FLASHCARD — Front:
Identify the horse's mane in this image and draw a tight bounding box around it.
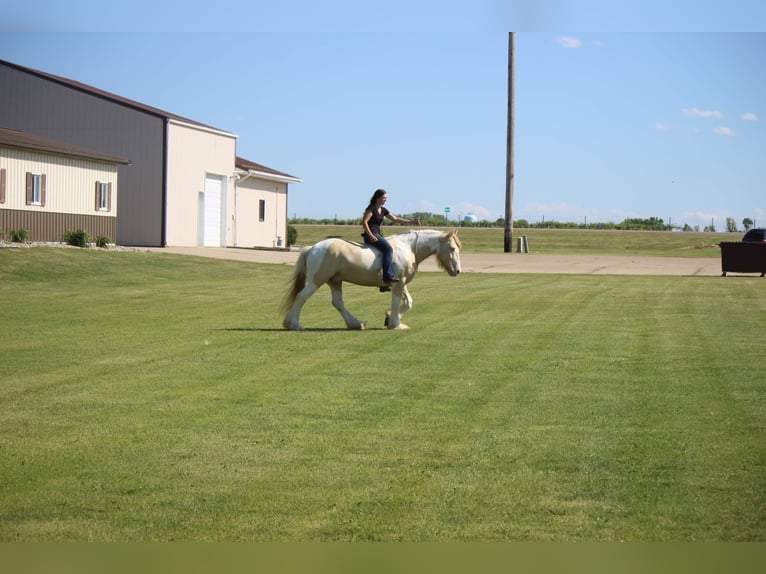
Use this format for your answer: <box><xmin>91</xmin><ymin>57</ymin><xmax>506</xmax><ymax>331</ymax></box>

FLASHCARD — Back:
<box><xmin>334</xmin><ymin>230</ymin><xmax>461</xmax><ymax>260</ymax></box>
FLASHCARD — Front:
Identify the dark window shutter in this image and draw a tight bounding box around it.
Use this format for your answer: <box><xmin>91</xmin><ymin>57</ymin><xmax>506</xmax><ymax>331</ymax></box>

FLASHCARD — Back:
<box><xmin>40</xmin><ymin>174</ymin><xmax>46</xmax><ymax>206</ymax></box>
<box><xmin>26</xmin><ymin>172</ymin><xmax>32</xmax><ymax>205</ymax></box>
<box><xmin>107</xmin><ymin>183</ymin><xmax>112</xmax><ymax>212</ymax></box>
<box><xmin>95</xmin><ymin>181</ymin><xmax>101</xmax><ymax>211</ymax></box>
<box><xmin>0</xmin><ymin>168</ymin><xmax>6</xmax><ymax>204</ymax></box>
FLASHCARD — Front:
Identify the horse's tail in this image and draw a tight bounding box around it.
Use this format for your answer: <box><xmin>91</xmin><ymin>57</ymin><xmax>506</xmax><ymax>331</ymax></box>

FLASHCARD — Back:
<box><xmin>279</xmin><ymin>247</ymin><xmax>310</xmax><ymax>317</ymax></box>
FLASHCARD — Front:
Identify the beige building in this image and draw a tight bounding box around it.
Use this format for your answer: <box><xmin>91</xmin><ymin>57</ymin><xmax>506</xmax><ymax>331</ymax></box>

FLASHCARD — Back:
<box><xmin>163</xmin><ymin>120</ymin><xmax>302</xmax><ymax>248</ymax></box>
<box><xmin>0</xmin><ymin>127</ymin><xmax>129</xmax><ymax>242</ymax></box>
<box><xmin>232</xmin><ymin>157</ymin><xmax>302</xmax><ymax>249</ymax></box>
<box><xmin>165</xmin><ymin>119</ymin><xmax>238</xmax><ymax>247</ymax></box>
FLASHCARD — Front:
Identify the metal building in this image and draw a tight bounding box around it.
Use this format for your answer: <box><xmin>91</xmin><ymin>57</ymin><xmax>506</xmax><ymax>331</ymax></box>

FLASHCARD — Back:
<box><xmin>0</xmin><ymin>59</ymin><xmax>300</xmax><ymax>248</ymax></box>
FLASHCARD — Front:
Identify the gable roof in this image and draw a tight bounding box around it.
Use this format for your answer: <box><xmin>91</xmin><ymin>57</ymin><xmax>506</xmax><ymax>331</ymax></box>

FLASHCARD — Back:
<box><xmin>0</xmin><ymin>127</ymin><xmax>130</xmax><ymax>165</ymax></box>
<box><xmin>1</xmin><ymin>59</ymin><xmax>231</xmax><ymax>135</ymax></box>
<box><xmin>235</xmin><ymin>156</ymin><xmax>301</xmax><ymax>184</ymax></box>
<box><xmin>2</xmin><ymin>59</ymin><xmax>300</xmax><ymax>182</ymax></box>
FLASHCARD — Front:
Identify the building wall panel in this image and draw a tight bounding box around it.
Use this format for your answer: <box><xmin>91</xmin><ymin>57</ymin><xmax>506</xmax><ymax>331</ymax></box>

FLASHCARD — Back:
<box><xmin>234</xmin><ymin>178</ymin><xmax>288</xmax><ymax>248</ymax></box>
<box><xmin>165</xmin><ymin>121</ymin><xmax>235</xmax><ymax>247</ymax></box>
<box><xmin>0</xmin><ymin>148</ymin><xmax>118</xmax><ymax>216</ymax></box>
<box><xmin>1</xmin><ymin>209</ymin><xmax>116</xmax><ymax>242</ymax></box>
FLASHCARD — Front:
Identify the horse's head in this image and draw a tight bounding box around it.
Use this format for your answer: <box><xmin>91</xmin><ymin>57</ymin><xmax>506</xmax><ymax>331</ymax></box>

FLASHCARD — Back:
<box><xmin>436</xmin><ymin>231</ymin><xmax>462</xmax><ymax>277</ymax></box>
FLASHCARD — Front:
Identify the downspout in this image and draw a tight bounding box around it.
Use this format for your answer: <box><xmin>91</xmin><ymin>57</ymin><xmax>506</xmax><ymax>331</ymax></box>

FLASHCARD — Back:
<box><xmin>282</xmin><ymin>183</ymin><xmax>289</xmax><ymax>250</ymax></box>
<box><xmin>161</xmin><ymin>118</ymin><xmax>169</xmax><ymax>246</ymax></box>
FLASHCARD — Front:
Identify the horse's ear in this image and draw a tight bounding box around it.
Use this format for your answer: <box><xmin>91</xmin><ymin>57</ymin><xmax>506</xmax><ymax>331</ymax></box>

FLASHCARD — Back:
<box><xmin>449</xmin><ymin>228</ymin><xmax>462</xmax><ymax>248</ymax></box>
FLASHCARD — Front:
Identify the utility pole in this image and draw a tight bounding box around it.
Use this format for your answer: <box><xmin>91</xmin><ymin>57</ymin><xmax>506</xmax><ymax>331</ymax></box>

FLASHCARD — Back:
<box><xmin>504</xmin><ymin>32</ymin><xmax>516</xmax><ymax>253</ymax></box>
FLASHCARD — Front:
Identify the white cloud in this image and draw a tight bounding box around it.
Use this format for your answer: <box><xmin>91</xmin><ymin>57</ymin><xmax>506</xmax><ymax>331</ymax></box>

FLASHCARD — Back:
<box><xmin>682</xmin><ymin>108</ymin><xmax>724</xmax><ymax>119</ymax></box>
<box><xmin>591</xmin><ymin>40</ymin><xmax>604</xmax><ymax>47</ymax></box>
<box><xmin>713</xmin><ymin>126</ymin><xmax>735</xmax><ymax>136</ymax></box>
<box><xmin>656</xmin><ymin>123</ymin><xmax>670</xmax><ymax>131</ymax></box>
<box><xmin>554</xmin><ymin>36</ymin><xmax>582</xmax><ymax>48</ymax></box>
<box><xmin>741</xmin><ymin>112</ymin><xmax>758</xmax><ymax>121</ymax></box>
<box><xmin>679</xmin><ymin>211</ymin><xmax>728</xmax><ymax>229</ymax></box>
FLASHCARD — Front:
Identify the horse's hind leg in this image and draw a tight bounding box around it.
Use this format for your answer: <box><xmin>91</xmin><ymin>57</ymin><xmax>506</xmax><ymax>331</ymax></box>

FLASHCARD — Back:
<box><xmin>329</xmin><ymin>280</ymin><xmax>366</xmax><ymax>330</ymax></box>
<box><xmin>283</xmin><ymin>282</ymin><xmax>320</xmax><ymax>331</ymax></box>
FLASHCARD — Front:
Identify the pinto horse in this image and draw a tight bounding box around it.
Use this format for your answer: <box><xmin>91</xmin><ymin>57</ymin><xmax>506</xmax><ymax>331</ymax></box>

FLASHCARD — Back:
<box><xmin>280</xmin><ymin>229</ymin><xmax>461</xmax><ymax>330</ymax></box>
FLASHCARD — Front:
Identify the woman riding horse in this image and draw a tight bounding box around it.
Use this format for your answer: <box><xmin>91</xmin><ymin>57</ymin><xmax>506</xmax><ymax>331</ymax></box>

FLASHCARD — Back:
<box><xmin>361</xmin><ymin>189</ymin><xmax>421</xmax><ymax>290</ymax></box>
<box><xmin>281</xmin><ymin>229</ymin><xmax>461</xmax><ymax>331</ymax></box>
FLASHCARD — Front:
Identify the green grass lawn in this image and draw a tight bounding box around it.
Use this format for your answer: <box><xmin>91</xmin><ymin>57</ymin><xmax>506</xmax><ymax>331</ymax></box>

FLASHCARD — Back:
<box><xmin>0</xmin><ymin>247</ymin><xmax>764</xmax><ymax>541</ymax></box>
<box><xmin>292</xmin><ymin>224</ymin><xmax>735</xmax><ymax>257</ymax></box>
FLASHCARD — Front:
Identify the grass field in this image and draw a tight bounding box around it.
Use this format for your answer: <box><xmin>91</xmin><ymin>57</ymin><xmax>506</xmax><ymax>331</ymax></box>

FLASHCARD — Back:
<box><xmin>292</xmin><ymin>224</ymin><xmax>736</xmax><ymax>257</ymax></box>
<box><xmin>0</xmin><ymin>246</ymin><xmax>764</xmax><ymax>541</ymax></box>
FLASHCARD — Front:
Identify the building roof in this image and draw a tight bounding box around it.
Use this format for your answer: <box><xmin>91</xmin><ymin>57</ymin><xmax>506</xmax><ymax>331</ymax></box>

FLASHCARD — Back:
<box><xmin>0</xmin><ymin>127</ymin><xmax>131</xmax><ymax>165</ymax></box>
<box><xmin>235</xmin><ymin>156</ymin><xmax>302</xmax><ymax>184</ymax></box>
<box><xmin>2</xmin><ymin>59</ymin><xmax>300</xmax><ymax>182</ymax></box>
<box><xmin>1</xmin><ymin>59</ymin><xmax>229</xmax><ymax>135</ymax></box>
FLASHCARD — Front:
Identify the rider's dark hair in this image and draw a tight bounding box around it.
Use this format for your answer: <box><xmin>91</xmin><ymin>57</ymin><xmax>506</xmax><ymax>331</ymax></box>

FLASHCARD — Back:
<box><xmin>368</xmin><ymin>188</ymin><xmax>387</xmax><ymax>206</ymax></box>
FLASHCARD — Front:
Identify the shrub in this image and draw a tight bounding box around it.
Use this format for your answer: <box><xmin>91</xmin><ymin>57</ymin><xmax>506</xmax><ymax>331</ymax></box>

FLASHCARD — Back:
<box><xmin>64</xmin><ymin>229</ymin><xmax>89</xmax><ymax>248</ymax></box>
<box><xmin>95</xmin><ymin>235</ymin><xmax>111</xmax><ymax>248</ymax></box>
<box><xmin>10</xmin><ymin>229</ymin><xmax>30</xmax><ymax>243</ymax></box>
<box><xmin>287</xmin><ymin>225</ymin><xmax>298</xmax><ymax>247</ymax></box>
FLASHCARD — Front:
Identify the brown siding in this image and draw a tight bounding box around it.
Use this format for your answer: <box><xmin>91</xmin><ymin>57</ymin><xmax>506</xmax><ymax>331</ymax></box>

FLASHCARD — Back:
<box><xmin>1</xmin><ymin>209</ymin><xmax>116</xmax><ymax>242</ymax></box>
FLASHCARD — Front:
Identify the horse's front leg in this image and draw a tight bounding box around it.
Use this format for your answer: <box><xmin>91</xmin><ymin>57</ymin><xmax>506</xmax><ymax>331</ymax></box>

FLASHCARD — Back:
<box><xmin>385</xmin><ymin>285</ymin><xmax>410</xmax><ymax>330</ymax></box>
<box><xmin>329</xmin><ymin>279</ymin><xmax>366</xmax><ymax>330</ymax></box>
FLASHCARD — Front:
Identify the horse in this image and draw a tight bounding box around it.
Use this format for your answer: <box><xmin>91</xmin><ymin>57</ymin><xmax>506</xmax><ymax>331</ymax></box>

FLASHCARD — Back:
<box><xmin>280</xmin><ymin>229</ymin><xmax>461</xmax><ymax>330</ymax></box>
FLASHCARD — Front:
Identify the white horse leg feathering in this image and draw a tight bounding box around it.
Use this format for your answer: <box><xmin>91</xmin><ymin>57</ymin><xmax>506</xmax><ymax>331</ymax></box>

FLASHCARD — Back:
<box><xmin>280</xmin><ymin>229</ymin><xmax>461</xmax><ymax>331</ymax></box>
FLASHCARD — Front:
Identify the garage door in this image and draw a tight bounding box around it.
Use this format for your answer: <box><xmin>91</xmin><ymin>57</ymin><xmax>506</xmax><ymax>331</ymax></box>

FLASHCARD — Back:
<box><xmin>203</xmin><ymin>175</ymin><xmax>222</xmax><ymax>247</ymax></box>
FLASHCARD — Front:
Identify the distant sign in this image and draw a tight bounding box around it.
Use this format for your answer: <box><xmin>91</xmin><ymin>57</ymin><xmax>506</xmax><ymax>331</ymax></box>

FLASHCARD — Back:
<box><xmin>444</xmin><ymin>207</ymin><xmax>451</xmax><ymax>213</ymax></box>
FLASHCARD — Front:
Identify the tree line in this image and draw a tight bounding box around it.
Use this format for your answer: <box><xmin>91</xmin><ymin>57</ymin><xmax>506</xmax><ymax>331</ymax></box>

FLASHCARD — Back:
<box><xmin>289</xmin><ymin>213</ymin><xmax>756</xmax><ymax>232</ymax></box>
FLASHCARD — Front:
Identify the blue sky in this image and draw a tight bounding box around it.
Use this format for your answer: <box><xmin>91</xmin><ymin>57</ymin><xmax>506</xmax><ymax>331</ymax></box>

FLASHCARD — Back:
<box><xmin>2</xmin><ymin>2</ymin><xmax>765</xmax><ymax>229</ymax></box>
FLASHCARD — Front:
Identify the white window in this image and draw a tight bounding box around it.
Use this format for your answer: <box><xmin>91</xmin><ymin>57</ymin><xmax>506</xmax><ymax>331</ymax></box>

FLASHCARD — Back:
<box><xmin>30</xmin><ymin>174</ymin><xmax>43</xmax><ymax>205</ymax></box>
<box><xmin>95</xmin><ymin>181</ymin><xmax>111</xmax><ymax>212</ymax></box>
<box><xmin>98</xmin><ymin>182</ymin><xmax>109</xmax><ymax>211</ymax></box>
<box><xmin>26</xmin><ymin>172</ymin><xmax>46</xmax><ymax>206</ymax></box>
